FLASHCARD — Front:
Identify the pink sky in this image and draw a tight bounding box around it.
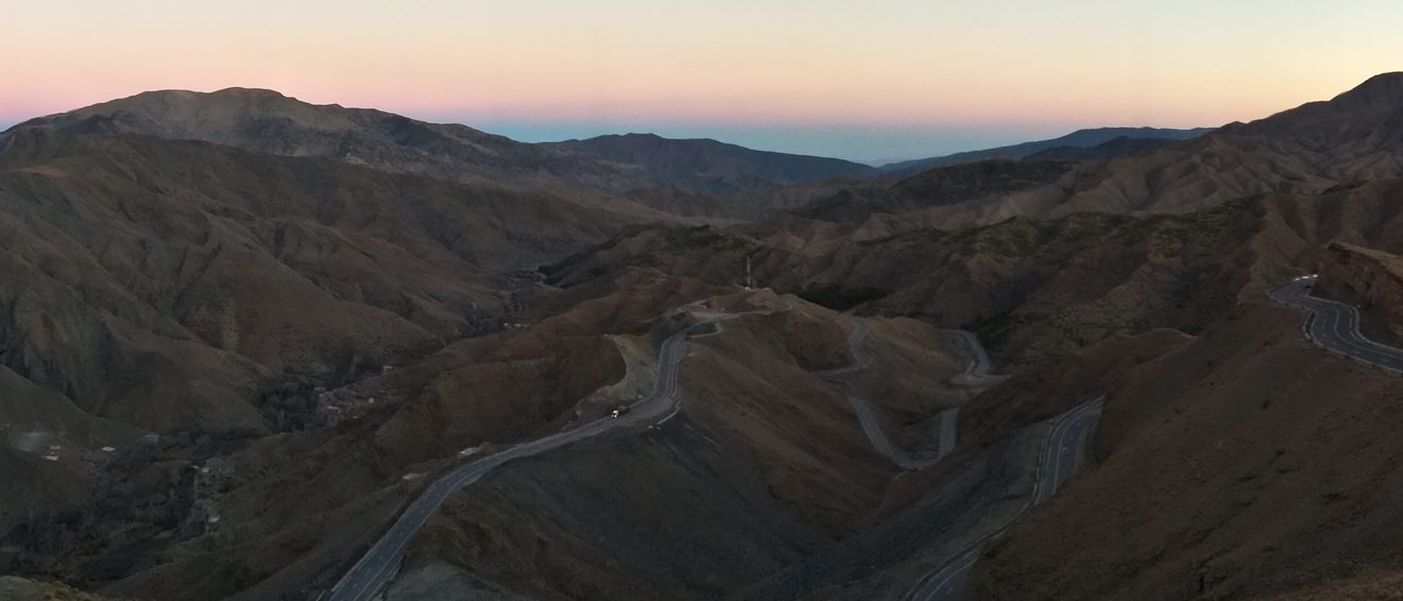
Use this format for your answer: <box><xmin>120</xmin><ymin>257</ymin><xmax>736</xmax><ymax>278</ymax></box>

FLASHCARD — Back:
<box><xmin>3</xmin><ymin>1</ymin><xmax>1399</xmax><ymax>161</ymax></box>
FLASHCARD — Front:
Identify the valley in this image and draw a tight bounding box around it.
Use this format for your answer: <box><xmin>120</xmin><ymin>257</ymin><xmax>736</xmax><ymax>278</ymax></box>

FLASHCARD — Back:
<box><xmin>5</xmin><ymin>68</ymin><xmax>1403</xmax><ymax>601</ymax></box>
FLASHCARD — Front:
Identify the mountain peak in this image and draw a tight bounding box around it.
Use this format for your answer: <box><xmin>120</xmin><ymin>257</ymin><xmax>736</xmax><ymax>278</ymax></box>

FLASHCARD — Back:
<box><xmin>129</xmin><ymin>87</ymin><xmax>290</xmax><ymax>100</ymax></box>
<box><xmin>1232</xmin><ymin>71</ymin><xmax>1403</xmax><ymax>136</ymax></box>
<box><xmin>209</xmin><ymin>87</ymin><xmax>290</xmax><ymax>97</ymax></box>
<box><xmin>97</xmin><ymin>87</ymin><xmax>297</xmax><ymax>110</ymax></box>
<box><xmin>1330</xmin><ymin>71</ymin><xmax>1403</xmax><ymax>112</ymax></box>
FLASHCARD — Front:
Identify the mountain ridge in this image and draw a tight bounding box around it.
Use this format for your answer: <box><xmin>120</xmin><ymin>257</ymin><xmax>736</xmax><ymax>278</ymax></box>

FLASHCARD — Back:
<box><xmin>792</xmin><ymin>73</ymin><xmax>1403</xmax><ymax>228</ymax></box>
<box><xmin>547</xmin><ymin>132</ymin><xmax>877</xmax><ymax>178</ymax></box>
<box><xmin>6</xmin><ymin>88</ymin><xmax>885</xmax><ymax>219</ymax></box>
<box><xmin>7</xmin><ymin>87</ymin><xmax>621</xmax><ymax>190</ymax></box>
<box><xmin>879</xmin><ymin>126</ymin><xmax>1215</xmax><ymax>173</ymax></box>
<box><xmin>543</xmin><ymin>132</ymin><xmax>880</xmax><ymax>212</ymax></box>
<box><xmin>10</xmin><ymin>71</ymin><xmax>1403</xmax><ymax>601</ymax></box>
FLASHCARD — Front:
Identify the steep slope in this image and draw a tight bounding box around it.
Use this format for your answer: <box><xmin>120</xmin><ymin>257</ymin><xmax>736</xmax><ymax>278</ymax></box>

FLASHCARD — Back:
<box><xmin>0</xmin><ymin>265</ymin><xmax>970</xmax><ymax>601</ymax></box>
<box><xmin>4</xmin><ymin>89</ymin><xmax>879</xmax><ymax>218</ymax></box>
<box><xmin>0</xmin><ymin>577</ymin><xmax>118</xmax><ymax>601</ymax></box>
<box><xmin>546</xmin><ymin>175</ymin><xmax>1403</xmax><ymax>368</ymax></box>
<box><xmin>794</xmin><ymin>159</ymin><xmax>1082</xmax><ymax>222</ymax></box>
<box><xmin>0</xmin><ymin>269</ymin><xmax>717</xmax><ymax>600</ymax></box>
<box><xmin>384</xmin><ymin>286</ymin><xmax>972</xmax><ymax>601</ymax></box>
<box><xmin>971</xmin><ymin>301</ymin><xmax>1403</xmax><ymax>601</ymax></box>
<box><xmin>1233</xmin><ymin>71</ymin><xmax>1403</xmax><ymax>139</ymax></box>
<box><xmin>1312</xmin><ymin>242</ymin><xmax>1403</xmax><ymax>342</ymax></box>
<box><xmin>1044</xmin><ymin>75</ymin><xmax>1403</xmax><ymax>216</ymax></box>
<box><xmin>0</xmin><ymin>126</ymin><xmax>636</xmax><ymax>435</ymax></box>
<box><xmin>6</xmin><ymin>88</ymin><xmax>639</xmax><ymax>194</ymax></box>
<box><xmin>745</xmin><ymin>243</ymin><xmax>1403</xmax><ymax>601</ymax></box>
<box><xmin>9</xmin><ymin>72</ymin><xmax>1403</xmax><ymax>601</ymax></box>
<box><xmin>880</xmin><ymin>127</ymin><xmax>1213</xmax><ymax>173</ymax></box>
<box><xmin>543</xmin><ymin>206</ymin><xmax>1260</xmax><ymax>367</ymax></box>
<box><xmin>1023</xmin><ymin>135</ymin><xmax>1183</xmax><ymax>162</ymax></box>
<box><xmin>0</xmin><ymin>126</ymin><xmax>660</xmax><ymax>601</ymax></box>
<box><xmin>801</xmin><ymin>74</ymin><xmax>1403</xmax><ymax>229</ymax></box>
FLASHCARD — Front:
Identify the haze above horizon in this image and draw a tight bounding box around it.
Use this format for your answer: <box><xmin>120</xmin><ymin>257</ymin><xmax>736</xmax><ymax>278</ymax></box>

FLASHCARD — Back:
<box><xmin>3</xmin><ymin>0</ymin><xmax>1400</xmax><ymax>163</ymax></box>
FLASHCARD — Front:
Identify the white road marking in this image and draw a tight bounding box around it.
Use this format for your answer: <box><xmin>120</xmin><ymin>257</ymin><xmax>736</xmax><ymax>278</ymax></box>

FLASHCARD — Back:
<box><xmin>902</xmin><ymin>397</ymin><xmax>1103</xmax><ymax>601</ymax></box>
<box><xmin>327</xmin><ymin>304</ymin><xmax>788</xmax><ymax>601</ymax></box>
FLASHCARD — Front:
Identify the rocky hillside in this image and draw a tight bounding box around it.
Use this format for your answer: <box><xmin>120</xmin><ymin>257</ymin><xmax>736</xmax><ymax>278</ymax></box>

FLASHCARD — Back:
<box><xmin>546</xmin><ymin>172</ymin><xmax>1403</xmax><ymax>370</ymax></box>
<box><xmin>971</xmin><ymin>301</ymin><xmax>1403</xmax><ymax>601</ymax></box>
<box><xmin>543</xmin><ymin>203</ymin><xmax>1259</xmax><ymax>366</ymax></box>
<box><xmin>1</xmin><ymin>262</ymin><xmax>971</xmax><ymax>601</ymax></box>
<box><xmin>5</xmin><ymin>88</ymin><xmax>637</xmax><ymax>194</ymax></box>
<box><xmin>10</xmin><ymin>72</ymin><xmax>1403</xmax><ymax>601</ymax></box>
<box><xmin>794</xmin><ymin>159</ymin><xmax>1080</xmax><ymax>222</ymax></box>
<box><xmin>1312</xmin><ymin>242</ymin><xmax>1403</xmax><ymax>341</ymax></box>
<box><xmin>4</xmin><ymin>90</ymin><xmax>872</xmax><ymax>218</ymax></box>
<box><xmin>0</xmin><ymin>123</ymin><xmax>680</xmax><ymax>600</ymax></box>
<box><xmin>0</xmin><ymin>87</ymin><xmax>957</xmax><ymax>601</ymax></box>
<box><xmin>800</xmin><ymin>73</ymin><xmax>1403</xmax><ymax>229</ymax></box>
<box><xmin>0</xmin><ymin>576</ymin><xmax>117</xmax><ymax>601</ymax></box>
<box><xmin>0</xmin><ymin>126</ymin><xmax>644</xmax><ymax>433</ymax></box>
<box><xmin>388</xmin><ymin>285</ymin><xmax>972</xmax><ymax>601</ymax></box>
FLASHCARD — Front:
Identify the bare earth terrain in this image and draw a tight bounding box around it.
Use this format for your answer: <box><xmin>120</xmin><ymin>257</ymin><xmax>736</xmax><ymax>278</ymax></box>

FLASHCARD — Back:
<box><xmin>5</xmin><ymin>72</ymin><xmax>1403</xmax><ymax>601</ymax></box>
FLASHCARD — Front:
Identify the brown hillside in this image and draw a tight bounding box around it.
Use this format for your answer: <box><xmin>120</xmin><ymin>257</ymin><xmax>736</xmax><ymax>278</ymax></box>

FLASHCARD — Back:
<box><xmin>792</xmin><ymin>73</ymin><xmax>1403</xmax><ymax>229</ymax></box>
<box><xmin>972</xmin><ymin>302</ymin><xmax>1403</xmax><ymax>601</ymax></box>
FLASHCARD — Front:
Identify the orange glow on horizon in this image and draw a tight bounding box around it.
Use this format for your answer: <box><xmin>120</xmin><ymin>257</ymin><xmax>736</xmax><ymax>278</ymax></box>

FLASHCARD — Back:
<box><xmin>3</xmin><ymin>1</ymin><xmax>1400</xmax><ymax>147</ymax></box>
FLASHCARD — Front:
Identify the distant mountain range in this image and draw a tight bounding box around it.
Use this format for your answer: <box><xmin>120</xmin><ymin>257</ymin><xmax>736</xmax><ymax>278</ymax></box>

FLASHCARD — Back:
<box><xmin>546</xmin><ymin>132</ymin><xmax>878</xmax><ymax>188</ymax></box>
<box><xmin>2</xmin><ymin>91</ymin><xmax>875</xmax><ymax>219</ymax></box>
<box><xmin>789</xmin><ymin>72</ymin><xmax>1403</xmax><ymax>227</ymax></box>
<box><xmin>3</xmin><ymin>90</ymin><xmax>1232</xmax><ymax>223</ymax></box>
<box><xmin>6</xmin><ymin>87</ymin><xmax>649</xmax><ymax>192</ymax></box>
<box><xmin>879</xmin><ymin>126</ymin><xmax>1216</xmax><ymax>173</ymax></box>
<box><xmin>9</xmin><ymin>71</ymin><xmax>1403</xmax><ymax>601</ymax></box>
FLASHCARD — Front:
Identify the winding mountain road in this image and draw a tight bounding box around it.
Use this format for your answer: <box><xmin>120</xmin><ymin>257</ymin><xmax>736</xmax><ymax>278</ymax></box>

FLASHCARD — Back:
<box><xmin>901</xmin><ymin>276</ymin><xmax>1403</xmax><ymax>600</ymax></box>
<box><xmin>944</xmin><ymin>329</ymin><xmax>1009</xmax><ymax>387</ymax></box>
<box><xmin>330</xmin><ymin>306</ymin><xmax>1037</xmax><ymax>600</ymax></box>
<box><xmin>326</xmin><ymin>308</ymin><xmax>756</xmax><ymax>601</ymax></box>
<box><xmin>903</xmin><ymin>397</ymin><xmax>1105</xmax><ymax>601</ymax></box>
<box><xmin>1272</xmin><ymin>277</ymin><xmax>1403</xmax><ymax>373</ymax></box>
<box><xmin>817</xmin><ymin>322</ymin><xmax>976</xmax><ymax>470</ymax></box>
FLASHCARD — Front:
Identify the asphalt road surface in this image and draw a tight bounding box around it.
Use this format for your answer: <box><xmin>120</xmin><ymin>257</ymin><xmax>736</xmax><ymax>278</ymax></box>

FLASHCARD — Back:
<box><xmin>326</xmin><ymin>310</ymin><xmax>747</xmax><ymax>601</ymax></box>
<box><xmin>945</xmin><ymin>329</ymin><xmax>1009</xmax><ymax>386</ymax></box>
<box><xmin>901</xmin><ymin>277</ymin><xmax>1402</xmax><ymax>600</ymax></box>
<box><xmin>1034</xmin><ymin>399</ymin><xmax>1103</xmax><ymax>505</ymax></box>
<box><xmin>904</xmin><ymin>397</ymin><xmax>1105</xmax><ymax>601</ymax></box>
<box><xmin>811</xmin><ymin>322</ymin><xmax>875</xmax><ymax>379</ymax></box>
<box><xmin>936</xmin><ymin>408</ymin><xmax>958</xmax><ymax>459</ymax></box>
<box><xmin>818</xmin><ymin>322</ymin><xmax>966</xmax><ymax>470</ymax></box>
<box><xmin>1272</xmin><ymin>278</ymin><xmax>1403</xmax><ymax>373</ymax></box>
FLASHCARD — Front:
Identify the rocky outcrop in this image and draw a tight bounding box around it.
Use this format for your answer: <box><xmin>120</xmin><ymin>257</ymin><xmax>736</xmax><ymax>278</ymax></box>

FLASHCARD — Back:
<box><xmin>1316</xmin><ymin>241</ymin><xmax>1403</xmax><ymax>339</ymax></box>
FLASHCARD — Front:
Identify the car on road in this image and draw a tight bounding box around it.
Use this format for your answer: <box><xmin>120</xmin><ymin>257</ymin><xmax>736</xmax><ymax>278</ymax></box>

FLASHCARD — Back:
<box><xmin>610</xmin><ymin>404</ymin><xmax>631</xmax><ymax>418</ymax></box>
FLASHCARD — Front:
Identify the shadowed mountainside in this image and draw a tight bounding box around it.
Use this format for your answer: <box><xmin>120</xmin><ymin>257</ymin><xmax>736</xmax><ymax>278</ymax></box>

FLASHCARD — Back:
<box><xmin>5</xmin><ymin>90</ymin><xmax>874</xmax><ymax>219</ymax></box>
<box><xmin>0</xmin><ymin>126</ymin><xmax>642</xmax><ymax>435</ymax></box>
<box><xmin>7</xmin><ymin>88</ymin><xmax>636</xmax><ymax>194</ymax></box>
<box><xmin>9</xmin><ymin>73</ymin><xmax>1403</xmax><ymax>601</ymax></box>
<box><xmin>547</xmin><ymin>132</ymin><xmax>877</xmax><ymax>190</ymax></box>
<box><xmin>545</xmin><ymin>173</ymin><xmax>1403</xmax><ymax>367</ymax></box>
<box><xmin>799</xmin><ymin>73</ymin><xmax>1403</xmax><ymax>229</ymax></box>
<box><xmin>879</xmin><ymin>126</ymin><xmax>1213</xmax><ymax>173</ymax></box>
<box><xmin>1023</xmin><ymin>135</ymin><xmax>1185</xmax><ymax>162</ymax></box>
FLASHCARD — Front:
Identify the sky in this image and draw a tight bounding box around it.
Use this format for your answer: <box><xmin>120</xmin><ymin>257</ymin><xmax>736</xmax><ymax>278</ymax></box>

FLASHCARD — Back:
<box><xmin>2</xmin><ymin>1</ymin><xmax>1401</xmax><ymax>164</ymax></box>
